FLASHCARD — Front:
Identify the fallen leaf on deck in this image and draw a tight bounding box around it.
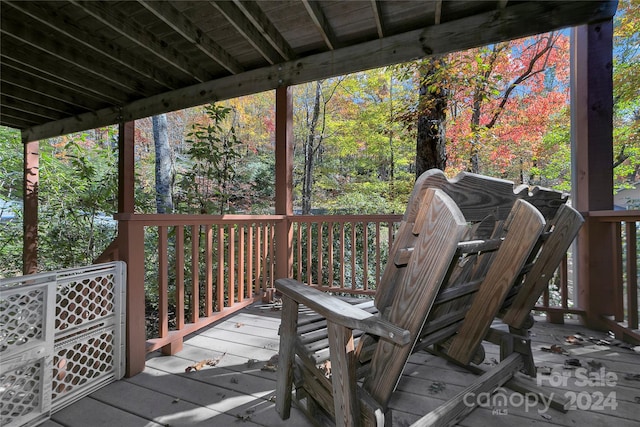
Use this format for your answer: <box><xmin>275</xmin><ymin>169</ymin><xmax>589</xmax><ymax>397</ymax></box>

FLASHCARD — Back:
<box><xmin>586</xmin><ymin>359</ymin><xmax>603</xmax><ymax>371</ymax></box>
<box><xmin>540</xmin><ymin>413</ymin><xmax>552</xmax><ymax>420</ymax></box>
<box><xmin>565</xmin><ymin>335</ymin><xmax>584</xmax><ymax>345</ymax></box>
<box><xmin>634</xmin><ymin>396</ymin><xmax>640</xmax><ymax>404</ymax></box>
<box><xmin>428</xmin><ymin>381</ymin><xmax>446</xmax><ymax>394</ymax></box>
<box><xmin>261</xmin><ymin>354</ymin><xmax>279</xmax><ymax>372</ymax></box>
<box><xmin>564</xmin><ymin>358</ymin><xmax>582</xmax><ymax>368</ymax></box>
<box><xmin>185</xmin><ymin>353</ymin><xmax>226</xmax><ymax>372</ymax></box>
<box><xmin>247</xmin><ymin>359</ymin><xmax>258</xmax><ymax>368</ymax></box>
<box><xmin>235</xmin><ymin>322</ymin><xmax>244</xmax><ymax>328</ymax></box>
<box><xmin>538</xmin><ymin>366</ymin><xmax>552</xmax><ymax>375</ymax></box>
<box><xmin>541</xmin><ymin>344</ymin><xmax>569</xmax><ymax>355</ymax></box>
<box><xmin>624</xmin><ymin>373</ymin><xmax>640</xmax><ymax>381</ymax></box>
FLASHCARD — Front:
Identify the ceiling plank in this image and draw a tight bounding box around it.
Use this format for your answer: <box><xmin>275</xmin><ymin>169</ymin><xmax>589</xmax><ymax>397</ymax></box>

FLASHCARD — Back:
<box><xmin>1</xmin><ymin>48</ymin><xmax>131</xmax><ymax>105</ymax></box>
<box><xmin>210</xmin><ymin>1</ymin><xmax>283</xmax><ymax>65</ymax></box>
<box><xmin>370</xmin><ymin>0</ymin><xmax>385</xmax><ymax>38</ymax></box>
<box><xmin>1</xmin><ymin>106</ymin><xmax>55</xmax><ymax>126</ymax></box>
<box><xmin>21</xmin><ymin>0</ymin><xmax>617</xmax><ymax>142</ymax></box>
<box><xmin>4</xmin><ymin>0</ymin><xmax>182</xmax><ymax>91</ymax></box>
<box><xmin>0</xmin><ymin>114</ymin><xmax>39</xmax><ymax>130</ymax></box>
<box><xmin>139</xmin><ymin>0</ymin><xmax>244</xmax><ymax>74</ymax></box>
<box><xmin>0</xmin><ymin>85</ymin><xmax>86</xmax><ymax>115</ymax></box>
<box><xmin>70</xmin><ymin>0</ymin><xmax>212</xmax><ymax>83</ymax></box>
<box><xmin>1</xmin><ymin>96</ymin><xmax>68</xmax><ymax>121</ymax></box>
<box><xmin>232</xmin><ymin>0</ymin><xmax>296</xmax><ymax>61</ymax></box>
<box><xmin>301</xmin><ymin>0</ymin><xmax>339</xmax><ymax>50</ymax></box>
<box><xmin>0</xmin><ymin>14</ymin><xmax>153</xmax><ymax>97</ymax></box>
<box><xmin>1</xmin><ymin>61</ymin><xmax>119</xmax><ymax>110</ymax></box>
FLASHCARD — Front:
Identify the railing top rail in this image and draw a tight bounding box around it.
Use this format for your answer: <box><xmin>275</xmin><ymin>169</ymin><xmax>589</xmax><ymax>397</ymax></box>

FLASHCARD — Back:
<box><xmin>585</xmin><ymin>210</ymin><xmax>640</xmax><ymax>221</ymax></box>
<box><xmin>290</xmin><ymin>214</ymin><xmax>403</xmax><ymax>223</ymax></box>
<box><xmin>115</xmin><ymin>213</ymin><xmax>286</xmax><ymax>225</ymax></box>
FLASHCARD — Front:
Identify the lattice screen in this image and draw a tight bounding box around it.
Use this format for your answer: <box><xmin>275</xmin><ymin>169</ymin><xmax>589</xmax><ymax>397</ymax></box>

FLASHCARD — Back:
<box><xmin>1</xmin><ymin>262</ymin><xmax>125</xmax><ymax>427</ymax></box>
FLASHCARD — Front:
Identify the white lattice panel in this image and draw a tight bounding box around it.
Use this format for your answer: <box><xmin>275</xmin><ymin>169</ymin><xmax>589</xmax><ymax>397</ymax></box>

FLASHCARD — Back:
<box><xmin>1</xmin><ymin>275</ymin><xmax>56</xmax><ymax>427</ymax></box>
<box><xmin>0</xmin><ymin>275</ymin><xmax>56</xmax><ymax>357</ymax></box>
<box><xmin>0</xmin><ymin>350</ymin><xmax>52</xmax><ymax>427</ymax></box>
<box><xmin>0</xmin><ymin>261</ymin><xmax>126</xmax><ymax>426</ymax></box>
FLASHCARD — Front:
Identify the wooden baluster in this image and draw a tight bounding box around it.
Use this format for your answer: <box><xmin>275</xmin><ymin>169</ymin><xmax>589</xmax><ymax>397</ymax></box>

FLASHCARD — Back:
<box><xmin>229</xmin><ymin>225</ymin><xmax>235</xmax><ymax>307</ymax></box>
<box><xmin>217</xmin><ymin>225</ymin><xmax>225</xmax><ymax>311</ymax></box>
<box><xmin>363</xmin><ymin>222</ymin><xmax>369</xmax><ymax>291</ymax></box>
<box><xmin>205</xmin><ymin>225</ymin><xmax>213</xmax><ymax>317</ymax></box>
<box><xmin>317</xmin><ymin>222</ymin><xmax>324</xmax><ymax>286</ymax></box>
<box><xmin>626</xmin><ymin>222</ymin><xmax>638</xmax><ymax>329</ymax></box>
<box><xmin>238</xmin><ymin>225</ymin><xmax>245</xmax><ymax>301</ymax></box>
<box><xmin>175</xmin><ymin>225</ymin><xmax>184</xmax><ymax>331</ymax></box>
<box><xmin>351</xmin><ymin>223</ymin><xmax>357</xmax><ymax>290</ymax></box>
<box><xmin>328</xmin><ymin>222</ymin><xmax>334</xmax><ymax>288</ymax></box>
<box><xmin>159</xmin><ymin>226</ymin><xmax>168</xmax><ymax>338</ymax></box>
<box><xmin>340</xmin><ymin>223</ymin><xmax>346</xmax><ymax>289</ymax></box>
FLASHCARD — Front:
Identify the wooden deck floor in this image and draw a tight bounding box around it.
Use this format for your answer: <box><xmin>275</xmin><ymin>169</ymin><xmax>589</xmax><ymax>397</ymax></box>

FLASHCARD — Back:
<box><xmin>43</xmin><ymin>304</ymin><xmax>640</xmax><ymax>427</ymax></box>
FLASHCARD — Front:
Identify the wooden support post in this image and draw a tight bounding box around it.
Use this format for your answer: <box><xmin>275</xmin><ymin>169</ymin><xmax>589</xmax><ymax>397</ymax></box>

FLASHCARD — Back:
<box><xmin>275</xmin><ymin>86</ymin><xmax>294</xmax><ymax>280</ymax></box>
<box><xmin>22</xmin><ymin>138</ymin><xmax>39</xmax><ymax>275</ymax></box>
<box><xmin>119</xmin><ymin>216</ymin><xmax>146</xmax><ymax>377</ymax></box>
<box><xmin>118</xmin><ymin>121</ymin><xmax>135</xmax><ymax>214</ymax></box>
<box><xmin>116</xmin><ymin>121</ymin><xmax>146</xmax><ymax>376</ymax></box>
<box><xmin>571</xmin><ymin>22</ymin><xmax>615</xmax><ymax>330</ymax></box>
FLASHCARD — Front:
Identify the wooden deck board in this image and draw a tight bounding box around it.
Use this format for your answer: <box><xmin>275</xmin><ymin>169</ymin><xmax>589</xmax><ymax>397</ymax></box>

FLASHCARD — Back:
<box><xmin>47</xmin><ymin>305</ymin><xmax>640</xmax><ymax>427</ymax></box>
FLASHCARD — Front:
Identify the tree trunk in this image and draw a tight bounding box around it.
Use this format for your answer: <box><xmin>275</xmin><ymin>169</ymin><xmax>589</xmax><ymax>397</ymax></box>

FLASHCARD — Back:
<box><xmin>153</xmin><ymin>114</ymin><xmax>174</xmax><ymax>213</ymax></box>
<box><xmin>302</xmin><ymin>81</ymin><xmax>322</xmax><ymax>214</ymax></box>
<box><xmin>415</xmin><ymin>58</ymin><xmax>447</xmax><ymax>177</ymax></box>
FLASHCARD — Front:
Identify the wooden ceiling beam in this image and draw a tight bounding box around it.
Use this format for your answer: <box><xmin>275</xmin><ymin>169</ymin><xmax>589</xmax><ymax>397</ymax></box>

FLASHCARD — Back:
<box><xmin>21</xmin><ymin>0</ymin><xmax>617</xmax><ymax>142</ymax></box>
<box><xmin>2</xmin><ymin>106</ymin><xmax>54</xmax><ymax>126</ymax></box>
<box><xmin>0</xmin><ymin>85</ymin><xmax>88</xmax><ymax>116</ymax></box>
<box><xmin>0</xmin><ymin>14</ymin><xmax>153</xmax><ymax>97</ymax></box>
<box><xmin>139</xmin><ymin>0</ymin><xmax>244</xmax><ymax>75</ymax></box>
<box><xmin>4</xmin><ymin>0</ymin><xmax>182</xmax><ymax>91</ymax></box>
<box><xmin>232</xmin><ymin>0</ymin><xmax>297</xmax><ymax>61</ymax></box>
<box><xmin>301</xmin><ymin>0</ymin><xmax>339</xmax><ymax>50</ymax></box>
<box><xmin>1</xmin><ymin>113</ymin><xmax>40</xmax><ymax>129</ymax></box>
<box><xmin>1</xmin><ymin>62</ymin><xmax>116</xmax><ymax>110</ymax></box>
<box><xmin>0</xmin><ymin>96</ymin><xmax>68</xmax><ymax>122</ymax></box>
<box><xmin>370</xmin><ymin>0</ymin><xmax>385</xmax><ymax>38</ymax></box>
<box><xmin>211</xmin><ymin>1</ymin><xmax>283</xmax><ymax>64</ymax></box>
<box><xmin>70</xmin><ymin>0</ymin><xmax>212</xmax><ymax>83</ymax></box>
<box><xmin>1</xmin><ymin>49</ymin><xmax>130</xmax><ymax>105</ymax></box>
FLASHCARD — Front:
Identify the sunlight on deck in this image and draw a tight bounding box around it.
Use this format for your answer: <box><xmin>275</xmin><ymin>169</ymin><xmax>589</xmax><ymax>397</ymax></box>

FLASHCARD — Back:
<box><xmin>43</xmin><ymin>304</ymin><xmax>640</xmax><ymax>427</ymax></box>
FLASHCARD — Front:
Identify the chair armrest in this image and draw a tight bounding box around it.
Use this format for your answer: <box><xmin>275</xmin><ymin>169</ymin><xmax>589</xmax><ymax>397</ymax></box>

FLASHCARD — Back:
<box><xmin>275</xmin><ymin>278</ymin><xmax>411</xmax><ymax>346</ymax></box>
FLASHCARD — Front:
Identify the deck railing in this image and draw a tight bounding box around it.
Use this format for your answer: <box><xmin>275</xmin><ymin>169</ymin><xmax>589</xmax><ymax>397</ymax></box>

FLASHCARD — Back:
<box><xmin>590</xmin><ymin>210</ymin><xmax>640</xmax><ymax>342</ymax></box>
<box><xmin>531</xmin><ymin>211</ymin><xmax>640</xmax><ymax>343</ymax></box>
<box><xmin>289</xmin><ymin>214</ymin><xmax>402</xmax><ymax>296</ymax></box>
<box><xmin>117</xmin><ymin>210</ymin><xmax>640</xmax><ymax>375</ymax></box>
<box><xmin>116</xmin><ymin>213</ymin><xmax>284</xmax><ymax>367</ymax></box>
<box><xmin>533</xmin><ymin>253</ymin><xmax>586</xmax><ymax>322</ymax></box>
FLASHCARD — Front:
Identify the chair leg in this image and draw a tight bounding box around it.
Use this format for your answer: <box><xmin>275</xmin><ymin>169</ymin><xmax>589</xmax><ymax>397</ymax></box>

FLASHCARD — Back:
<box><xmin>327</xmin><ymin>322</ymin><xmax>359</xmax><ymax>427</ymax></box>
<box><xmin>276</xmin><ymin>296</ymin><xmax>299</xmax><ymax>419</ymax></box>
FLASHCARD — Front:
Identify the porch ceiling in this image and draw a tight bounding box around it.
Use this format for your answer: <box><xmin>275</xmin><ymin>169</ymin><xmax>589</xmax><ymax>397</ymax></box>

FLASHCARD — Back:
<box><xmin>1</xmin><ymin>0</ymin><xmax>617</xmax><ymax>142</ymax></box>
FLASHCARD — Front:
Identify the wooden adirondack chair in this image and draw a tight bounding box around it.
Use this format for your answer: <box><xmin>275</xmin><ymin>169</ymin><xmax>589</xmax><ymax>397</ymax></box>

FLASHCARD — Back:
<box><xmin>275</xmin><ymin>177</ymin><xmax>550</xmax><ymax>426</ymax></box>
<box><xmin>401</xmin><ymin>170</ymin><xmax>584</xmax><ymax>426</ymax></box>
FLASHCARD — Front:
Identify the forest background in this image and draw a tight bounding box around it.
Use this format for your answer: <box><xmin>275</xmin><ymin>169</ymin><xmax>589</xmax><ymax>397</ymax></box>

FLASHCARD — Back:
<box><xmin>0</xmin><ymin>0</ymin><xmax>638</xmax><ymax>276</ymax></box>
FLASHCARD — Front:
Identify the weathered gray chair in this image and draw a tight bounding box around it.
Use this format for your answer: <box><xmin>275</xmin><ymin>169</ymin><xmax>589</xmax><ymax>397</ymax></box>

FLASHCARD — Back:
<box><xmin>402</xmin><ymin>170</ymin><xmax>584</xmax><ymax>425</ymax></box>
<box><xmin>275</xmin><ymin>171</ymin><xmax>556</xmax><ymax>426</ymax></box>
